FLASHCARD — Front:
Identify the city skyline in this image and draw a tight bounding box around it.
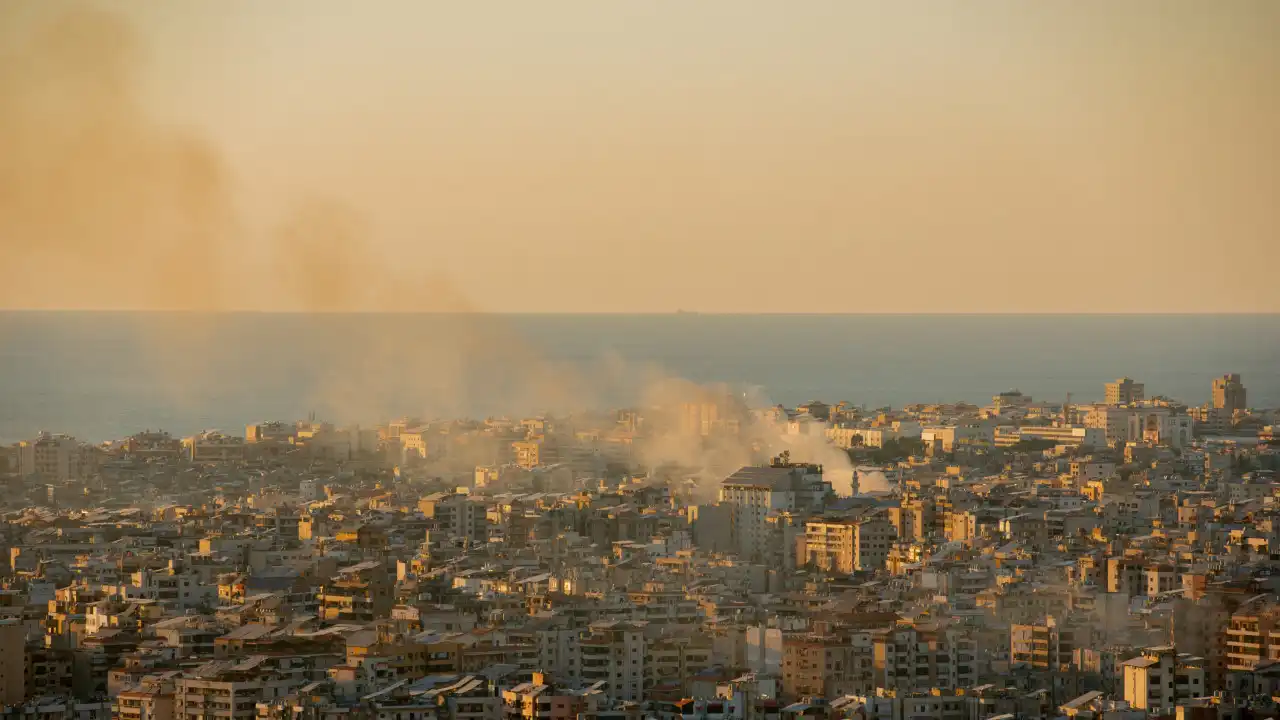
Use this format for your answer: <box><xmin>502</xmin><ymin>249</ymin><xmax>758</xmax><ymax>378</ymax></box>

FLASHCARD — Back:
<box><xmin>4</xmin><ymin>4</ymin><xmax>1280</xmax><ymax>718</ymax></box>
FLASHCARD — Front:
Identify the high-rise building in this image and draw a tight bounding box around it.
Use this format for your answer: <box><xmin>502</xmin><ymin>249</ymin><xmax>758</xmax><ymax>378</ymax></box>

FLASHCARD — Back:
<box><xmin>719</xmin><ymin>460</ymin><xmax>831</xmax><ymax>562</ymax></box>
<box><xmin>1105</xmin><ymin>377</ymin><xmax>1145</xmax><ymax>405</ymax></box>
<box><xmin>1212</xmin><ymin>373</ymin><xmax>1247</xmax><ymax>413</ymax></box>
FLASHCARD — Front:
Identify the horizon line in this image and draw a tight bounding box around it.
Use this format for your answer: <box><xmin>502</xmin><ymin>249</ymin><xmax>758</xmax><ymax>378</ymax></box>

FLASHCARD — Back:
<box><xmin>1</xmin><ymin>309</ymin><xmax>1279</xmax><ymax>317</ymax></box>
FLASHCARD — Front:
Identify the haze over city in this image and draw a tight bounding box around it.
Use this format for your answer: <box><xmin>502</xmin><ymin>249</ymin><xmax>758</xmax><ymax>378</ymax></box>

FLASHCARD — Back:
<box><xmin>2</xmin><ymin>0</ymin><xmax>1278</xmax><ymax>313</ymax></box>
<box><xmin>2</xmin><ymin>5</ymin><xmax>1280</xmax><ymax>720</ymax></box>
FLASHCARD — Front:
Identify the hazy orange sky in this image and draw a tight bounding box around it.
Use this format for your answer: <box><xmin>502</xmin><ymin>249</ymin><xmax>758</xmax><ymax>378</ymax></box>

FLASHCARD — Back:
<box><xmin>1</xmin><ymin>1</ymin><xmax>1277</xmax><ymax>313</ymax></box>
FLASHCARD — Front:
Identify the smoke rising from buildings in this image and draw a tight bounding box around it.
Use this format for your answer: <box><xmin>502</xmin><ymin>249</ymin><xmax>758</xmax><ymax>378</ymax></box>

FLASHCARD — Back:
<box><xmin>0</xmin><ymin>5</ymin><xmax>865</xmax><ymax>491</ymax></box>
<box><xmin>631</xmin><ymin>381</ymin><xmax>859</xmax><ymax>499</ymax></box>
<box><xmin>0</xmin><ymin>4</ymin><xmax>235</xmax><ymax>311</ymax></box>
<box><xmin>855</xmin><ymin>468</ymin><xmax>893</xmax><ymax>494</ymax></box>
<box><xmin>0</xmin><ymin>4</ymin><xmax>584</xmax><ymax>425</ymax></box>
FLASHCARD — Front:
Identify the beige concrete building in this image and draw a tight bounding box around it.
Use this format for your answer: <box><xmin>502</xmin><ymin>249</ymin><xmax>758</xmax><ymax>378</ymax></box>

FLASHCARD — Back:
<box><xmin>318</xmin><ymin>561</ymin><xmax>393</xmax><ymax>623</ymax></box>
<box><xmin>1212</xmin><ymin>373</ymin><xmax>1247</xmax><ymax>413</ymax></box>
<box><xmin>1105</xmin><ymin>377</ymin><xmax>1145</xmax><ymax>405</ymax></box>
<box><xmin>994</xmin><ymin>425</ymin><xmax>1107</xmax><ymax>449</ymax></box>
<box><xmin>513</xmin><ymin>438</ymin><xmax>558</xmax><ymax>469</ymax></box>
<box><xmin>1011</xmin><ymin>615</ymin><xmax>1094</xmax><ymax>671</ymax></box>
<box><xmin>502</xmin><ymin>672</ymin><xmax>607</xmax><ymax>720</ymax></box>
<box><xmin>1121</xmin><ymin>647</ymin><xmax>1205</xmax><ymax>712</ymax></box>
<box><xmin>871</xmin><ymin>622</ymin><xmax>979</xmax><ymax>692</ymax></box>
<box><xmin>115</xmin><ymin>673</ymin><xmax>178</xmax><ymax>720</ymax></box>
<box><xmin>175</xmin><ymin>663</ymin><xmax>278</xmax><ymax>720</ymax></box>
<box><xmin>1084</xmin><ymin>405</ymin><xmax>1194</xmax><ymax>448</ymax></box>
<box><xmin>17</xmin><ymin>433</ymin><xmax>81</xmax><ymax>481</ymax></box>
<box><xmin>1225</xmin><ymin>600</ymin><xmax>1280</xmax><ymax>671</ymax></box>
<box><xmin>719</xmin><ymin>464</ymin><xmax>831</xmax><ymax>562</ymax></box>
<box><xmin>182</xmin><ymin>431</ymin><xmax>246</xmax><ymax>462</ymax></box>
<box><xmin>580</xmin><ymin>621</ymin><xmax>646</xmax><ymax>702</ymax></box>
<box><xmin>802</xmin><ymin>516</ymin><xmax>895</xmax><ymax>572</ymax></box>
<box><xmin>420</xmin><ymin>492</ymin><xmax>489</xmax><ymax>547</ymax></box>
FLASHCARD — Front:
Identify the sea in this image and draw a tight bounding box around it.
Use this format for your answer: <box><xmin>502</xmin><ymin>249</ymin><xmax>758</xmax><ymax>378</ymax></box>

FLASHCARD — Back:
<box><xmin>1</xmin><ymin>312</ymin><xmax>1277</xmax><ymax>443</ymax></box>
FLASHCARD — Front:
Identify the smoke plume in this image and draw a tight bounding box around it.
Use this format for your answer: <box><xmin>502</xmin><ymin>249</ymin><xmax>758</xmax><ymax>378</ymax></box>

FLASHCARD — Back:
<box><xmin>855</xmin><ymin>468</ymin><xmax>893</xmax><ymax>494</ymax></box>
<box><xmin>0</xmin><ymin>4</ymin><xmax>594</xmax><ymax>428</ymax></box>
<box><xmin>0</xmin><ymin>3</ymin><xmax>868</xmax><ymax>502</ymax></box>
<box><xmin>632</xmin><ymin>380</ymin><xmax>858</xmax><ymax>499</ymax></box>
<box><xmin>0</xmin><ymin>4</ymin><xmax>235</xmax><ymax>310</ymax></box>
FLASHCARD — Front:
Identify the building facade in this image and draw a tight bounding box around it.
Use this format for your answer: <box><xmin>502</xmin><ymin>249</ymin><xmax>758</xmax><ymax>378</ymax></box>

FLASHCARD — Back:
<box><xmin>1105</xmin><ymin>378</ymin><xmax>1145</xmax><ymax>406</ymax></box>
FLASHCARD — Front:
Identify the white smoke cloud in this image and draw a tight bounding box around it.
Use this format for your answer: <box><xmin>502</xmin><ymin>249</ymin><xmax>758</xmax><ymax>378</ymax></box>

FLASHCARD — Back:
<box><xmin>855</xmin><ymin>467</ymin><xmax>893</xmax><ymax>494</ymax></box>
<box><xmin>774</xmin><ymin>422</ymin><xmax>856</xmax><ymax>497</ymax></box>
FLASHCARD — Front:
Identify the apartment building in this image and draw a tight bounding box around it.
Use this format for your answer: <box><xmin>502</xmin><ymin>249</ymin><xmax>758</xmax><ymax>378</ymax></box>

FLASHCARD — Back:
<box><xmin>17</xmin><ymin>433</ymin><xmax>81</xmax><ymax>482</ymax></box>
<box><xmin>782</xmin><ymin>633</ymin><xmax>876</xmax><ymax>699</ymax></box>
<box><xmin>1069</xmin><ymin>459</ymin><xmax>1116</xmax><ymax>482</ymax></box>
<box><xmin>1083</xmin><ymin>406</ymin><xmax>1194</xmax><ymax>448</ymax></box>
<box><xmin>1145</xmin><ymin>565</ymin><xmax>1179</xmax><ymax>597</ymax></box>
<box><xmin>993</xmin><ymin>426</ymin><xmax>1107</xmax><ymax>449</ymax></box>
<box><xmin>244</xmin><ymin>421</ymin><xmax>296</xmax><ymax>445</ymax></box>
<box><xmin>1011</xmin><ymin>615</ymin><xmax>1095</xmax><ymax>671</ymax></box>
<box><xmin>512</xmin><ymin>438</ymin><xmax>559</xmax><ymax>469</ymax></box>
<box><xmin>887</xmin><ymin>498</ymin><xmax>934</xmax><ymax>543</ymax></box>
<box><xmin>1106</xmin><ymin>557</ymin><xmax>1147</xmax><ymax>597</ymax></box>
<box><xmin>802</xmin><ymin>516</ymin><xmax>895</xmax><ymax>573</ymax></box>
<box><xmin>502</xmin><ymin>672</ymin><xmax>608</xmax><ymax>720</ymax></box>
<box><xmin>114</xmin><ymin>672</ymin><xmax>178</xmax><ymax>720</ymax></box>
<box><xmin>175</xmin><ymin>661</ymin><xmax>296</xmax><ymax>720</ymax></box>
<box><xmin>648</xmin><ymin>636</ymin><xmax>714</xmax><ymax>694</ymax></box>
<box><xmin>510</xmin><ymin>622</ymin><xmax>583</xmax><ymax>686</ymax></box>
<box><xmin>317</xmin><ymin>561</ymin><xmax>393</xmax><ymax>624</ymax></box>
<box><xmin>831</xmin><ymin>427</ymin><xmax>898</xmax><ymax>450</ymax></box>
<box><xmin>1212</xmin><ymin>374</ymin><xmax>1247</xmax><ymax>413</ymax></box>
<box><xmin>870</xmin><ymin>623</ymin><xmax>979</xmax><ymax>693</ymax></box>
<box><xmin>920</xmin><ymin>425</ymin><xmax>991</xmax><ymax>452</ymax></box>
<box><xmin>580</xmin><ymin>621</ymin><xmax>646</xmax><ymax>702</ymax></box>
<box><xmin>1105</xmin><ymin>378</ymin><xmax>1145</xmax><ymax>406</ymax></box>
<box><xmin>1121</xmin><ymin>647</ymin><xmax>1206</xmax><ymax>712</ymax></box>
<box><xmin>123</xmin><ymin>431</ymin><xmax>183</xmax><ymax>459</ymax></box>
<box><xmin>719</xmin><ymin>462</ymin><xmax>831</xmax><ymax>562</ymax></box>
<box><xmin>182</xmin><ymin>431</ymin><xmax>246</xmax><ymax>463</ymax></box>
<box><xmin>420</xmin><ymin>492</ymin><xmax>489</xmax><ymax>547</ymax></box>
<box><xmin>855</xmin><ymin>690</ymin><xmax>969</xmax><ymax>720</ymax></box>
<box><xmin>1225</xmin><ymin>600</ymin><xmax>1280</xmax><ymax>671</ymax></box>
<box><xmin>122</xmin><ymin>565</ymin><xmax>217</xmax><ymax>611</ymax></box>
<box><xmin>0</xmin><ymin>619</ymin><xmax>24</xmax><ymax>705</ymax></box>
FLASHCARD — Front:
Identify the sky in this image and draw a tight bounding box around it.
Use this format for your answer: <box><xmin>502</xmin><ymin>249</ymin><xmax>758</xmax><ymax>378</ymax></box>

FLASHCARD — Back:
<box><xmin>1</xmin><ymin>1</ymin><xmax>1277</xmax><ymax>313</ymax></box>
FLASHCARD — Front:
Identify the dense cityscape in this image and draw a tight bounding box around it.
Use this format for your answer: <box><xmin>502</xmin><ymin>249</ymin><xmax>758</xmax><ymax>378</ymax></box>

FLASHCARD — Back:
<box><xmin>1</xmin><ymin>372</ymin><xmax>1278</xmax><ymax>720</ymax></box>
<box><xmin>4</xmin><ymin>1</ymin><xmax>1276</xmax><ymax>720</ymax></box>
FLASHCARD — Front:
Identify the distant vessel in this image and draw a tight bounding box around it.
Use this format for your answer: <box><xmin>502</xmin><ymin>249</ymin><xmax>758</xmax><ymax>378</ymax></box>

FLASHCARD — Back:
<box><xmin>675</xmin><ymin>309</ymin><xmax>699</xmax><ymax>315</ymax></box>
